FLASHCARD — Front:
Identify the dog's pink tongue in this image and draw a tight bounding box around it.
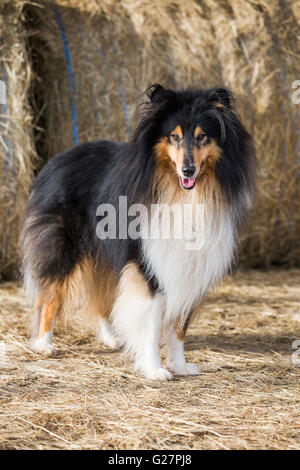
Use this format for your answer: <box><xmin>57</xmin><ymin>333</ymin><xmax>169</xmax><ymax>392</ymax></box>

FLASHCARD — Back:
<box><xmin>182</xmin><ymin>177</ymin><xmax>195</xmax><ymax>188</ymax></box>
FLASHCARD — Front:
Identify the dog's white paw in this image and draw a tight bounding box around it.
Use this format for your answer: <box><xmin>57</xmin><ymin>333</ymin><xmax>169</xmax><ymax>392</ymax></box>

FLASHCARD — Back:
<box><xmin>144</xmin><ymin>367</ymin><xmax>174</xmax><ymax>381</ymax></box>
<box><xmin>98</xmin><ymin>334</ymin><xmax>121</xmax><ymax>349</ymax></box>
<box><xmin>29</xmin><ymin>337</ymin><xmax>57</xmax><ymax>356</ymax></box>
<box><xmin>166</xmin><ymin>360</ymin><xmax>201</xmax><ymax>376</ymax></box>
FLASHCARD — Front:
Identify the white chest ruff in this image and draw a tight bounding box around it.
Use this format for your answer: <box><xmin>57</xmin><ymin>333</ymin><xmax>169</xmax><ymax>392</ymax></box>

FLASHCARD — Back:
<box><xmin>141</xmin><ymin>202</ymin><xmax>236</xmax><ymax>322</ymax></box>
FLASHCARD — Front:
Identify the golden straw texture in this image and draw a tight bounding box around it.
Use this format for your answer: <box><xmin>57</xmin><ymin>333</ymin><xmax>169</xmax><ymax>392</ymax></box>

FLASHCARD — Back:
<box><xmin>1</xmin><ymin>269</ymin><xmax>300</xmax><ymax>449</ymax></box>
<box><xmin>0</xmin><ymin>1</ymin><xmax>37</xmax><ymax>280</ymax></box>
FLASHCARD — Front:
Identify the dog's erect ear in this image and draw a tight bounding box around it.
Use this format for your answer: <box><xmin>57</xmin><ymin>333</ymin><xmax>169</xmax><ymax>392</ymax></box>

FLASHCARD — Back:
<box><xmin>208</xmin><ymin>87</ymin><xmax>234</xmax><ymax>109</ymax></box>
<box><xmin>146</xmin><ymin>83</ymin><xmax>168</xmax><ymax>104</ymax></box>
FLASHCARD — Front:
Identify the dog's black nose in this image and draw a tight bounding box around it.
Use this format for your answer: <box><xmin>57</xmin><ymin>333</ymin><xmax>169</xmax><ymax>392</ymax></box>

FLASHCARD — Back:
<box><xmin>182</xmin><ymin>166</ymin><xmax>195</xmax><ymax>177</ymax></box>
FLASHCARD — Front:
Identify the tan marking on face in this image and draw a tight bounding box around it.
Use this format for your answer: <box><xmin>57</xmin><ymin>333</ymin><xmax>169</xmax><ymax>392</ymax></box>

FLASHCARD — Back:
<box><xmin>213</xmin><ymin>101</ymin><xmax>226</xmax><ymax>110</ymax></box>
<box><xmin>172</xmin><ymin>125</ymin><xmax>183</xmax><ymax>139</ymax></box>
<box><xmin>193</xmin><ymin>139</ymin><xmax>222</xmax><ymax>171</ymax></box>
<box><xmin>194</xmin><ymin>126</ymin><xmax>205</xmax><ymax>138</ymax></box>
<box><xmin>153</xmin><ymin>138</ymin><xmax>179</xmax><ymax>202</ymax></box>
<box><xmin>155</xmin><ymin>136</ymin><xmax>185</xmax><ymax>171</ymax></box>
<box><xmin>153</xmin><ymin>135</ymin><xmax>223</xmax><ymax>203</ymax></box>
<box><xmin>166</xmin><ymin>125</ymin><xmax>185</xmax><ymax>169</ymax></box>
<box><xmin>168</xmin><ymin>142</ymin><xmax>185</xmax><ymax>169</ymax></box>
<box><xmin>154</xmin><ymin>138</ymin><xmax>172</xmax><ymax>170</ymax></box>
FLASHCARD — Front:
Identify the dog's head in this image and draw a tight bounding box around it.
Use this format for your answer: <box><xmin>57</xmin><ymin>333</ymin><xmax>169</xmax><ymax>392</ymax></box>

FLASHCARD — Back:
<box><xmin>132</xmin><ymin>84</ymin><xmax>255</xmax><ymax>205</ymax></box>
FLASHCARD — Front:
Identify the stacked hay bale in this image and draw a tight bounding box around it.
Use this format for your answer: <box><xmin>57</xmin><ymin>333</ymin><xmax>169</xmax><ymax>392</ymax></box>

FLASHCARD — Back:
<box><xmin>2</xmin><ymin>0</ymin><xmax>299</xmax><ymax>272</ymax></box>
<box><xmin>26</xmin><ymin>0</ymin><xmax>176</xmax><ymax>159</ymax></box>
<box><xmin>209</xmin><ymin>0</ymin><xmax>300</xmax><ymax>266</ymax></box>
<box><xmin>114</xmin><ymin>0</ymin><xmax>300</xmax><ymax>267</ymax></box>
<box><xmin>0</xmin><ymin>1</ymin><xmax>36</xmax><ymax>280</ymax></box>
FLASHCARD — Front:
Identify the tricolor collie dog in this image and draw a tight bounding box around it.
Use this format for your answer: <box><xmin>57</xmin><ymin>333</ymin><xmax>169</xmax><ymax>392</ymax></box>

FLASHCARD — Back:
<box><xmin>20</xmin><ymin>84</ymin><xmax>255</xmax><ymax>381</ymax></box>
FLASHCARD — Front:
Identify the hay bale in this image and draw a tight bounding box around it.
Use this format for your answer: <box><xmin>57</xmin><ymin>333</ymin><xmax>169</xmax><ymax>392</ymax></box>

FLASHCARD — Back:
<box><xmin>26</xmin><ymin>0</ymin><xmax>300</xmax><ymax>266</ymax></box>
<box><xmin>212</xmin><ymin>0</ymin><xmax>300</xmax><ymax>267</ymax></box>
<box><xmin>26</xmin><ymin>0</ymin><xmax>176</xmax><ymax>159</ymax></box>
<box><xmin>0</xmin><ymin>1</ymin><xmax>37</xmax><ymax>280</ymax></box>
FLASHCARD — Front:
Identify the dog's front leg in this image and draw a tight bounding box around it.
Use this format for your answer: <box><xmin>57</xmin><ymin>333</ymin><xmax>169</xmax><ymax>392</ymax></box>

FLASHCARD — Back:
<box><xmin>165</xmin><ymin>321</ymin><xmax>201</xmax><ymax>376</ymax></box>
<box><xmin>112</xmin><ymin>262</ymin><xmax>172</xmax><ymax>381</ymax></box>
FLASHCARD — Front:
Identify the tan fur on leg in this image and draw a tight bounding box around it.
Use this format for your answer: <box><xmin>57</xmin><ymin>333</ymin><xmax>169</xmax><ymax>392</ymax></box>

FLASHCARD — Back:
<box><xmin>29</xmin><ymin>283</ymin><xmax>62</xmax><ymax>355</ymax></box>
<box><xmin>165</xmin><ymin>319</ymin><xmax>200</xmax><ymax>376</ymax></box>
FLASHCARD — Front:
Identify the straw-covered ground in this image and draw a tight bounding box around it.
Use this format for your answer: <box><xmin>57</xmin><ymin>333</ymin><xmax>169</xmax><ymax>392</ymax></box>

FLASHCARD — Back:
<box><xmin>0</xmin><ymin>269</ymin><xmax>299</xmax><ymax>450</ymax></box>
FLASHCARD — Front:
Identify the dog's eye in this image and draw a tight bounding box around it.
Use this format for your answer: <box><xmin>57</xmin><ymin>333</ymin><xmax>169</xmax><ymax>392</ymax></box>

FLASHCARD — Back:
<box><xmin>170</xmin><ymin>133</ymin><xmax>180</xmax><ymax>143</ymax></box>
<box><xmin>195</xmin><ymin>134</ymin><xmax>206</xmax><ymax>142</ymax></box>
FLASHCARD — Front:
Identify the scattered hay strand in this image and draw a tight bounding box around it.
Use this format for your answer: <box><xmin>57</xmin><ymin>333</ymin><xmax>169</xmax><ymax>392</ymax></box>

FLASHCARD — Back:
<box><xmin>1</xmin><ymin>269</ymin><xmax>300</xmax><ymax>449</ymax></box>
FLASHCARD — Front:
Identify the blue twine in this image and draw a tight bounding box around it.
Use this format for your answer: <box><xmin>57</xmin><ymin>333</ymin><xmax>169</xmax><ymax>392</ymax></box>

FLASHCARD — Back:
<box><xmin>53</xmin><ymin>6</ymin><xmax>79</xmax><ymax>145</ymax></box>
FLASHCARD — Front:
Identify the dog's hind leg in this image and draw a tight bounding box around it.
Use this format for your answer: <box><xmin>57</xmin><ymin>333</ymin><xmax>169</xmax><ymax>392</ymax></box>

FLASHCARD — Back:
<box><xmin>20</xmin><ymin>210</ymin><xmax>78</xmax><ymax>355</ymax></box>
<box><xmin>83</xmin><ymin>264</ymin><xmax>120</xmax><ymax>349</ymax></box>
<box><xmin>29</xmin><ymin>283</ymin><xmax>62</xmax><ymax>355</ymax></box>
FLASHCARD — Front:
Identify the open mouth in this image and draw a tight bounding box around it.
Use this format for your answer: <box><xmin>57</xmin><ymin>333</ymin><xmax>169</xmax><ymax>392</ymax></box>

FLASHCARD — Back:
<box><xmin>180</xmin><ymin>177</ymin><xmax>196</xmax><ymax>190</ymax></box>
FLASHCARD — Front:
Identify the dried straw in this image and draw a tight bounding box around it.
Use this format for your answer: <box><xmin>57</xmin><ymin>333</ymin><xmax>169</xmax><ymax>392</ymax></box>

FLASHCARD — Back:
<box><xmin>25</xmin><ymin>0</ymin><xmax>174</xmax><ymax>159</ymax></box>
<box><xmin>1</xmin><ymin>269</ymin><xmax>300</xmax><ymax>449</ymax></box>
<box><xmin>0</xmin><ymin>1</ymin><xmax>37</xmax><ymax>280</ymax></box>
